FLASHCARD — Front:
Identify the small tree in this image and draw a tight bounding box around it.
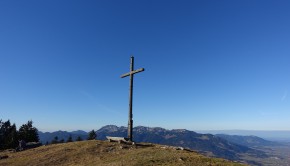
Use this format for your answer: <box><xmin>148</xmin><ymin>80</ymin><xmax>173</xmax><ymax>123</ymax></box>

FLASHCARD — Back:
<box><xmin>0</xmin><ymin>120</ymin><xmax>18</xmax><ymax>150</ymax></box>
<box><xmin>87</xmin><ymin>130</ymin><xmax>97</xmax><ymax>140</ymax></box>
<box><xmin>6</xmin><ymin>123</ymin><xmax>18</xmax><ymax>149</ymax></box>
<box><xmin>66</xmin><ymin>135</ymin><xmax>73</xmax><ymax>142</ymax></box>
<box><xmin>76</xmin><ymin>136</ymin><xmax>83</xmax><ymax>141</ymax></box>
<box><xmin>18</xmin><ymin>120</ymin><xmax>39</xmax><ymax>142</ymax></box>
<box><xmin>51</xmin><ymin>136</ymin><xmax>58</xmax><ymax>144</ymax></box>
<box><xmin>59</xmin><ymin>139</ymin><xmax>64</xmax><ymax>143</ymax></box>
<box><xmin>0</xmin><ymin>120</ymin><xmax>3</xmax><ymax>149</ymax></box>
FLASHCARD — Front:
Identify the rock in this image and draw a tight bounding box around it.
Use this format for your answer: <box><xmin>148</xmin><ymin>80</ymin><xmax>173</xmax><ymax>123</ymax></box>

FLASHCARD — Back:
<box><xmin>175</xmin><ymin>147</ymin><xmax>184</xmax><ymax>150</ymax></box>
<box><xmin>0</xmin><ymin>155</ymin><xmax>8</xmax><ymax>160</ymax></box>
<box><xmin>106</xmin><ymin>147</ymin><xmax>114</xmax><ymax>152</ymax></box>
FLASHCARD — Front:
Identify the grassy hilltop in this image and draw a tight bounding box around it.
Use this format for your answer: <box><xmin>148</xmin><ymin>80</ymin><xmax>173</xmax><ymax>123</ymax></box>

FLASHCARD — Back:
<box><xmin>0</xmin><ymin>140</ymin><xmax>244</xmax><ymax>166</ymax></box>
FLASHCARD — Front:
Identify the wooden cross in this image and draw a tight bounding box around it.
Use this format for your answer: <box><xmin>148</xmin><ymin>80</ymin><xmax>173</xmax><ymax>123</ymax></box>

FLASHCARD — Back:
<box><xmin>120</xmin><ymin>56</ymin><xmax>145</xmax><ymax>142</ymax></box>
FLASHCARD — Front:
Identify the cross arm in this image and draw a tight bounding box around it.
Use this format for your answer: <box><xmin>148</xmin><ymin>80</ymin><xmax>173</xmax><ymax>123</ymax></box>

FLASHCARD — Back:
<box><xmin>120</xmin><ymin>68</ymin><xmax>145</xmax><ymax>78</ymax></box>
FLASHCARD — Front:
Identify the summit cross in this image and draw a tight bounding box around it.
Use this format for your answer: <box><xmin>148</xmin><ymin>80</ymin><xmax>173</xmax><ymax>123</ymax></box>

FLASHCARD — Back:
<box><xmin>120</xmin><ymin>56</ymin><xmax>145</xmax><ymax>142</ymax></box>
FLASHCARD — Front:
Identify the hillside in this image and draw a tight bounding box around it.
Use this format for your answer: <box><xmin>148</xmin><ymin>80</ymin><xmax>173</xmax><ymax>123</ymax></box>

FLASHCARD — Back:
<box><xmin>215</xmin><ymin>134</ymin><xmax>280</xmax><ymax>147</ymax></box>
<box><xmin>96</xmin><ymin>125</ymin><xmax>267</xmax><ymax>162</ymax></box>
<box><xmin>0</xmin><ymin>140</ymin><xmax>243</xmax><ymax>166</ymax></box>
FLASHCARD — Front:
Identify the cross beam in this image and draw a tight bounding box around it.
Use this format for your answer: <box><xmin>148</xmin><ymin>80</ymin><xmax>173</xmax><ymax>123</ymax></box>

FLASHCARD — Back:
<box><xmin>121</xmin><ymin>68</ymin><xmax>145</xmax><ymax>78</ymax></box>
<box><xmin>120</xmin><ymin>56</ymin><xmax>144</xmax><ymax>142</ymax></box>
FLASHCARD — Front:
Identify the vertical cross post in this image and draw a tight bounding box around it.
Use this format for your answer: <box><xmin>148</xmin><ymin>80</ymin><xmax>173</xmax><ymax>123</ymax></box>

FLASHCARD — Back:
<box><xmin>121</xmin><ymin>56</ymin><xmax>144</xmax><ymax>142</ymax></box>
<box><xmin>128</xmin><ymin>57</ymin><xmax>134</xmax><ymax>141</ymax></box>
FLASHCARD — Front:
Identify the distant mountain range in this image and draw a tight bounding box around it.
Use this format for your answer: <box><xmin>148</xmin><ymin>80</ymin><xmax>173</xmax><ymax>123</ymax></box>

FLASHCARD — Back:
<box><xmin>96</xmin><ymin>125</ymin><xmax>271</xmax><ymax>163</ymax></box>
<box><xmin>197</xmin><ymin>130</ymin><xmax>290</xmax><ymax>142</ymax></box>
<box><xmin>216</xmin><ymin>134</ymin><xmax>281</xmax><ymax>147</ymax></box>
<box><xmin>38</xmin><ymin>125</ymin><xmax>279</xmax><ymax>164</ymax></box>
<box><xmin>38</xmin><ymin>130</ymin><xmax>87</xmax><ymax>144</ymax></box>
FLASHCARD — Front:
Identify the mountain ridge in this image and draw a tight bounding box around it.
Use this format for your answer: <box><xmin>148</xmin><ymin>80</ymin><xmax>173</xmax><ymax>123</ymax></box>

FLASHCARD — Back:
<box><xmin>94</xmin><ymin>125</ymin><xmax>267</xmax><ymax>162</ymax></box>
<box><xmin>216</xmin><ymin>134</ymin><xmax>280</xmax><ymax>147</ymax></box>
<box><xmin>198</xmin><ymin>130</ymin><xmax>290</xmax><ymax>142</ymax></box>
<box><xmin>38</xmin><ymin>125</ymin><xmax>285</xmax><ymax>165</ymax></box>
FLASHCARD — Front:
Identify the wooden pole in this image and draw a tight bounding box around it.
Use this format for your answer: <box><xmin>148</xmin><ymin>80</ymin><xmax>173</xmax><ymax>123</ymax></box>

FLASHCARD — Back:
<box><xmin>128</xmin><ymin>56</ymin><xmax>134</xmax><ymax>141</ymax></box>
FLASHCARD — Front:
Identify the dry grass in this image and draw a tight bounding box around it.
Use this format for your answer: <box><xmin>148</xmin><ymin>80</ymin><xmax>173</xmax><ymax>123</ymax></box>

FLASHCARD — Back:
<box><xmin>0</xmin><ymin>140</ymin><xmax>244</xmax><ymax>166</ymax></box>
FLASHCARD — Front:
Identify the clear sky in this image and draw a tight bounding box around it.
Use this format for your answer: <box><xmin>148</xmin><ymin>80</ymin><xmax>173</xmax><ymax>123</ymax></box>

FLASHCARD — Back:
<box><xmin>0</xmin><ymin>0</ymin><xmax>289</xmax><ymax>132</ymax></box>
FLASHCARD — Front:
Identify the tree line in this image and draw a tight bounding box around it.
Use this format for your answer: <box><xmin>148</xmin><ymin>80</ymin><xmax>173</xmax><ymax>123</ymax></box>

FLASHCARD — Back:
<box><xmin>0</xmin><ymin>120</ymin><xmax>39</xmax><ymax>150</ymax></box>
<box><xmin>1</xmin><ymin>119</ymin><xmax>98</xmax><ymax>150</ymax></box>
<box><xmin>49</xmin><ymin>130</ymin><xmax>97</xmax><ymax>144</ymax></box>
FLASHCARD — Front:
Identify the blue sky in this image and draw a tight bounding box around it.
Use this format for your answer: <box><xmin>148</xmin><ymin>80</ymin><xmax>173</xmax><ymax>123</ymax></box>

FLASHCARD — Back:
<box><xmin>0</xmin><ymin>0</ymin><xmax>289</xmax><ymax>132</ymax></box>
